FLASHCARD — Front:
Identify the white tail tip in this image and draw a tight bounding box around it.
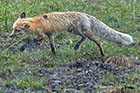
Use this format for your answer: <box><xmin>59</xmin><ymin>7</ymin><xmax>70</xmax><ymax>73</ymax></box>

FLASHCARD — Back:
<box><xmin>121</xmin><ymin>34</ymin><xmax>134</xmax><ymax>45</ymax></box>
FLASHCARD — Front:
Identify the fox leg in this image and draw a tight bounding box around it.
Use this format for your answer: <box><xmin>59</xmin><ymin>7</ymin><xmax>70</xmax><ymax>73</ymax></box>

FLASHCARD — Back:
<box><xmin>74</xmin><ymin>36</ymin><xmax>86</xmax><ymax>50</ymax></box>
<box><xmin>68</xmin><ymin>29</ymin><xmax>86</xmax><ymax>50</ymax></box>
<box><xmin>20</xmin><ymin>34</ymin><xmax>45</xmax><ymax>52</ymax></box>
<box><xmin>46</xmin><ymin>33</ymin><xmax>55</xmax><ymax>55</ymax></box>
<box><xmin>82</xmin><ymin>32</ymin><xmax>104</xmax><ymax>56</ymax></box>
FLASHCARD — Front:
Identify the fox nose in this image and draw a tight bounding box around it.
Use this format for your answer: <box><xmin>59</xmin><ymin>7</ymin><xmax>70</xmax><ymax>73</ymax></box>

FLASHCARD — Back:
<box><xmin>9</xmin><ymin>29</ymin><xmax>16</xmax><ymax>38</ymax></box>
<box><xmin>9</xmin><ymin>34</ymin><xmax>15</xmax><ymax>38</ymax></box>
<box><xmin>9</xmin><ymin>30</ymin><xmax>15</xmax><ymax>38</ymax></box>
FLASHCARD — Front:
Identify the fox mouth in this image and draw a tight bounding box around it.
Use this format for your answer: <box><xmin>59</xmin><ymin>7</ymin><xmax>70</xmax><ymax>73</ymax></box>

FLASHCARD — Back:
<box><xmin>9</xmin><ymin>33</ymin><xmax>23</xmax><ymax>38</ymax></box>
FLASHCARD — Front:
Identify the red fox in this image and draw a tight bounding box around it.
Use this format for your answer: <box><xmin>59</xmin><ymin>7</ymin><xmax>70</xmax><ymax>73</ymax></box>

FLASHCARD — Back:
<box><xmin>9</xmin><ymin>12</ymin><xmax>134</xmax><ymax>56</ymax></box>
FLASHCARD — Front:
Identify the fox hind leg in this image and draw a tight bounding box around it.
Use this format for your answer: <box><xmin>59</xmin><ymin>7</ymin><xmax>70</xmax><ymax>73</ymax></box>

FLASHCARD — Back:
<box><xmin>82</xmin><ymin>31</ymin><xmax>104</xmax><ymax>56</ymax></box>
<box><xmin>74</xmin><ymin>36</ymin><xmax>86</xmax><ymax>50</ymax></box>
<box><xmin>68</xmin><ymin>29</ymin><xmax>86</xmax><ymax>50</ymax></box>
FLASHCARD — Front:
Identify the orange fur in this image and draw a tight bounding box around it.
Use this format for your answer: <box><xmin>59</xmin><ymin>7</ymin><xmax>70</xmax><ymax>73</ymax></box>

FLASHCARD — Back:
<box><xmin>10</xmin><ymin>11</ymin><xmax>133</xmax><ymax>56</ymax></box>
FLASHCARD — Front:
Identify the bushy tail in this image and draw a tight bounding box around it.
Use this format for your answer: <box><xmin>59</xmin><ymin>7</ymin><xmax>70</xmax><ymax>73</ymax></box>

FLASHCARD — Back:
<box><xmin>90</xmin><ymin>16</ymin><xmax>134</xmax><ymax>45</ymax></box>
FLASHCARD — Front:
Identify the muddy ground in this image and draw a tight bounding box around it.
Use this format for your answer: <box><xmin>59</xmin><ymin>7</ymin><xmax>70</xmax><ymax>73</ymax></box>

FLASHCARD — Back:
<box><xmin>0</xmin><ymin>61</ymin><xmax>139</xmax><ymax>93</ymax></box>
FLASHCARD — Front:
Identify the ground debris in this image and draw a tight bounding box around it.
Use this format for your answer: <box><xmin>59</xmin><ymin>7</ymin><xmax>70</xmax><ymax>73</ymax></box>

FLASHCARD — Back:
<box><xmin>1</xmin><ymin>61</ymin><xmax>138</xmax><ymax>92</ymax></box>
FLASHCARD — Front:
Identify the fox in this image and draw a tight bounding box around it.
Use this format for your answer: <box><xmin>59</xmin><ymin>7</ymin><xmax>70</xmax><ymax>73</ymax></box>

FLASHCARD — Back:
<box><xmin>9</xmin><ymin>11</ymin><xmax>134</xmax><ymax>56</ymax></box>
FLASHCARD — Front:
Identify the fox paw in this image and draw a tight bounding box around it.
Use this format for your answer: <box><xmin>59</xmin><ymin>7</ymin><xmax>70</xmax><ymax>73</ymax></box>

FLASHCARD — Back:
<box><xmin>74</xmin><ymin>45</ymin><xmax>79</xmax><ymax>50</ymax></box>
<box><xmin>19</xmin><ymin>46</ymin><xmax>25</xmax><ymax>52</ymax></box>
<box><xmin>74</xmin><ymin>42</ymin><xmax>80</xmax><ymax>50</ymax></box>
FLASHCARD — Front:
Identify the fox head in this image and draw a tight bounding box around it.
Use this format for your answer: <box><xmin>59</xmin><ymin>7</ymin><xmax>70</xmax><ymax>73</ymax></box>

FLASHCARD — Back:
<box><xmin>10</xmin><ymin>12</ymin><xmax>31</xmax><ymax>37</ymax></box>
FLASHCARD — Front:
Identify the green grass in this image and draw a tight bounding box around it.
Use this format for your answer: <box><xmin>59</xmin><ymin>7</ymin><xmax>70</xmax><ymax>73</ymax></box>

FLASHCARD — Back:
<box><xmin>0</xmin><ymin>0</ymin><xmax>140</xmax><ymax>92</ymax></box>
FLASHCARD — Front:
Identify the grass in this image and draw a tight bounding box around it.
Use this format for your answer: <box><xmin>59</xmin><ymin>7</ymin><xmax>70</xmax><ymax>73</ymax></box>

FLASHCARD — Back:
<box><xmin>0</xmin><ymin>0</ymin><xmax>140</xmax><ymax>92</ymax></box>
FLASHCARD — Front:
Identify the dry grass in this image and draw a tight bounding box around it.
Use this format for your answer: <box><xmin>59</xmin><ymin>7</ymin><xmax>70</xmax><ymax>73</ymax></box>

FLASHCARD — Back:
<box><xmin>105</xmin><ymin>55</ymin><xmax>139</xmax><ymax>68</ymax></box>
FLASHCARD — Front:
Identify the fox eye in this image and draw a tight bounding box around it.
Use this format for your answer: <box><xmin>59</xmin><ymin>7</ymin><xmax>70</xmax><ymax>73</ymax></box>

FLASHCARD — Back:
<box><xmin>24</xmin><ymin>24</ymin><xmax>30</xmax><ymax>28</ymax></box>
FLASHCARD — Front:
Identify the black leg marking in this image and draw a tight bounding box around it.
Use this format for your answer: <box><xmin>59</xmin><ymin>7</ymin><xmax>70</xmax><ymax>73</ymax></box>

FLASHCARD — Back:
<box><xmin>50</xmin><ymin>40</ymin><xmax>55</xmax><ymax>55</ymax></box>
<box><xmin>83</xmin><ymin>32</ymin><xmax>104</xmax><ymax>56</ymax></box>
<box><xmin>19</xmin><ymin>38</ymin><xmax>39</xmax><ymax>52</ymax></box>
<box><xmin>74</xmin><ymin>37</ymin><xmax>86</xmax><ymax>50</ymax></box>
<box><xmin>20</xmin><ymin>39</ymin><xmax>33</xmax><ymax>52</ymax></box>
<box><xmin>46</xmin><ymin>33</ymin><xmax>56</xmax><ymax>55</ymax></box>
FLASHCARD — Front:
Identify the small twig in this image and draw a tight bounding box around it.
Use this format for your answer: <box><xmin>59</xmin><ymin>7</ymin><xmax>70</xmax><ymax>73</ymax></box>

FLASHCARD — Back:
<box><xmin>105</xmin><ymin>57</ymin><xmax>112</xmax><ymax>63</ymax></box>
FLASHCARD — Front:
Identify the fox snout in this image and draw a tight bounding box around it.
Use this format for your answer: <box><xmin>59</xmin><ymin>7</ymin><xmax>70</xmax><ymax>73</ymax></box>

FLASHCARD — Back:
<box><xmin>9</xmin><ymin>30</ymin><xmax>15</xmax><ymax>38</ymax></box>
<box><xmin>9</xmin><ymin>29</ymin><xmax>20</xmax><ymax>38</ymax></box>
<box><xmin>9</xmin><ymin>34</ymin><xmax>17</xmax><ymax>38</ymax></box>
<box><xmin>9</xmin><ymin>33</ymin><xmax>22</xmax><ymax>38</ymax></box>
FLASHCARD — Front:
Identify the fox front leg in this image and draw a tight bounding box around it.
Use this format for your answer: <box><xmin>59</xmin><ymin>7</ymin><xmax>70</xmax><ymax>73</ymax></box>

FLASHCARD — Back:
<box><xmin>20</xmin><ymin>34</ymin><xmax>45</xmax><ymax>52</ymax></box>
<box><xmin>46</xmin><ymin>33</ymin><xmax>55</xmax><ymax>55</ymax></box>
<box><xmin>20</xmin><ymin>38</ymin><xmax>36</xmax><ymax>52</ymax></box>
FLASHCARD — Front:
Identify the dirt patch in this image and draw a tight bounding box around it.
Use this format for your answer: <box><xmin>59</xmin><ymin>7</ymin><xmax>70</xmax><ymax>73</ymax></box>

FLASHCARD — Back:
<box><xmin>0</xmin><ymin>61</ymin><xmax>139</xmax><ymax>92</ymax></box>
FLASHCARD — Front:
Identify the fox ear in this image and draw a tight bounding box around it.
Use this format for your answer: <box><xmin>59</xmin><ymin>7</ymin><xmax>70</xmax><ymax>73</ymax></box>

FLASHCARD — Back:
<box><xmin>20</xmin><ymin>12</ymin><xmax>26</xmax><ymax>19</ymax></box>
<box><xmin>43</xmin><ymin>15</ymin><xmax>48</xmax><ymax>19</ymax></box>
<box><xmin>24</xmin><ymin>24</ymin><xmax>30</xmax><ymax>29</ymax></box>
